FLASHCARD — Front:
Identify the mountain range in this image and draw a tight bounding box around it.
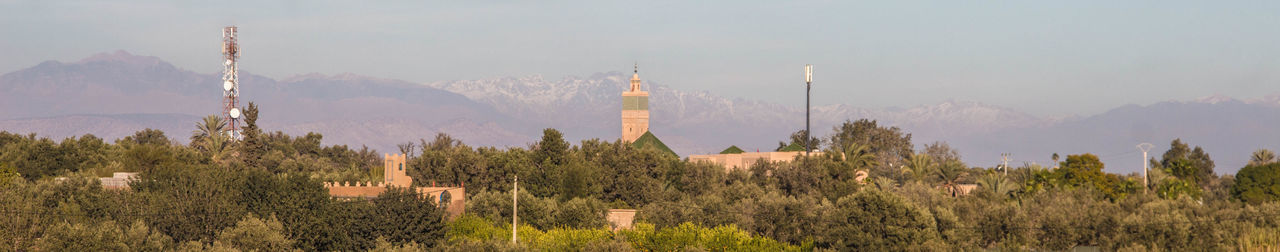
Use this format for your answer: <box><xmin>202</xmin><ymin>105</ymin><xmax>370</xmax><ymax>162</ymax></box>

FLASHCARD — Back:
<box><xmin>2</xmin><ymin>51</ymin><xmax>1277</xmax><ymax>174</ymax></box>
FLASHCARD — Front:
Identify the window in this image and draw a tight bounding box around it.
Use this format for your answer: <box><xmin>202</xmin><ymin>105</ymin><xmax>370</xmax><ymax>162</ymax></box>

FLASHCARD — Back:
<box><xmin>399</xmin><ymin>163</ymin><xmax>403</xmax><ymax>171</ymax></box>
<box><xmin>439</xmin><ymin>191</ymin><xmax>452</xmax><ymax>208</ymax></box>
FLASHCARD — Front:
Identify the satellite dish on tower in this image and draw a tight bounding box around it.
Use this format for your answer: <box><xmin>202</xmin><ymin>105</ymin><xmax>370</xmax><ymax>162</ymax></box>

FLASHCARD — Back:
<box><xmin>223</xmin><ymin>81</ymin><xmax>234</xmax><ymax>91</ymax></box>
<box><xmin>229</xmin><ymin>108</ymin><xmax>241</xmax><ymax>119</ymax></box>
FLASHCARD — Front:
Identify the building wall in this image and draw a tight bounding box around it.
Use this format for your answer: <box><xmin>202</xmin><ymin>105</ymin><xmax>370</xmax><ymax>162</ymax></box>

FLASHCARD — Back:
<box><xmin>689</xmin><ymin>151</ymin><xmax>809</xmax><ymax>172</ymax></box>
<box><xmin>325</xmin><ymin>153</ymin><xmax>466</xmax><ymax>217</ymax></box>
<box><xmin>621</xmin><ymin>72</ymin><xmax>649</xmax><ymax>143</ymax></box>
<box><xmin>99</xmin><ymin>172</ymin><xmax>138</xmax><ymax>190</ymax></box>
<box><xmin>689</xmin><ymin>151</ymin><xmax>867</xmax><ymax>181</ymax></box>
<box><xmin>621</xmin><ymin>109</ymin><xmax>649</xmax><ymax>142</ymax></box>
<box><xmin>384</xmin><ymin>153</ymin><xmax>411</xmax><ymax>188</ymax></box>
<box><xmin>606</xmin><ymin>209</ymin><xmax>638</xmax><ymax>231</ymax></box>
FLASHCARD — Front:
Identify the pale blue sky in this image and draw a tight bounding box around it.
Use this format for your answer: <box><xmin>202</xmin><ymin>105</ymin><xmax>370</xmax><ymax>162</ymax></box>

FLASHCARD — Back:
<box><xmin>2</xmin><ymin>1</ymin><xmax>1278</xmax><ymax>116</ymax></box>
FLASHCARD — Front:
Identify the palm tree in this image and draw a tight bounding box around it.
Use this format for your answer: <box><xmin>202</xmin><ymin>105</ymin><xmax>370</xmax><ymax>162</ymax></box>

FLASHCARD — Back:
<box><xmin>191</xmin><ymin>115</ymin><xmax>230</xmax><ymax>161</ymax></box>
<box><xmin>977</xmin><ymin>172</ymin><xmax>1013</xmax><ymax>199</ymax></box>
<box><xmin>1051</xmin><ymin>153</ymin><xmax>1060</xmax><ymax>169</ymax></box>
<box><xmin>191</xmin><ymin>115</ymin><xmax>226</xmax><ymax>143</ymax></box>
<box><xmin>904</xmin><ymin>153</ymin><xmax>934</xmax><ymax>182</ymax></box>
<box><xmin>871</xmin><ymin>177</ymin><xmax>897</xmax><ymax>191</ymax></box>
<box><xmin>935</xmin><ymin>160</ymin><xmax>967</xmax><ymax>197</ymax></box>
<box><xmin>1249</xmin><ymin>149</ymin><xmax>1275</xmax><ymax>166</ymax></box>
<box><xmin>840</xmin><ymin>142</ymin><xmax>878</xmax><ymax>171</ymax></box>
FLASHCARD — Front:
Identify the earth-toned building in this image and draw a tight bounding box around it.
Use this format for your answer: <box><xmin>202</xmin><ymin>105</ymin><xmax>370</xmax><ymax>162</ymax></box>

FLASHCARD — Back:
<box><xmin>621</xmin><ymin>65</ymin><xmax>650</xmax><ymax>143</ymax></box>
<box><xmin>621</xmin><ymin>65</ymin><xmax>677</xmax><ymax>158</ymax></box>
<box><xmin>325</xmin><ymin>153</ymin><xmax>466</xmax><ymax>217</ymax></box>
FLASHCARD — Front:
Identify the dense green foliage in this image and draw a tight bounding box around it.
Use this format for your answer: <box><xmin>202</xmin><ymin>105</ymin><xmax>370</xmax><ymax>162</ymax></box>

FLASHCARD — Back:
<box><xmin>1234</xmin><ymin>162</ymin><xmax>1280</xmax><ymax>204</ymax></box>
<box><xmin>2</xmin><ymin>110</ymin><xmax>1279</xmax><ymax>250</ymax></box>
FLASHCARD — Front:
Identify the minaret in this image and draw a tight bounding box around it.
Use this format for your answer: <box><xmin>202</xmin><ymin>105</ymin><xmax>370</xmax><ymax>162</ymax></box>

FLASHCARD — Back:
<box><xmin>621</xmin><ymin>63</ymin><xmax>650</xmax><ymax>142</ymax></box>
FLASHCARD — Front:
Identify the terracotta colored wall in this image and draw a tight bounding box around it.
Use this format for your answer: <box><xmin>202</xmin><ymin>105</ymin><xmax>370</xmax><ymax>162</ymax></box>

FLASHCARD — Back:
<box><xmin>690</xmin><ymin>151</ymin><xmax>807</xmax><ymax>172</ymax></box>
<box><xmin>384</xmin><ymin>153</ymin><xmax>412</xmax><ymax>188</ymax></box>
<box><xmin>324</xmin><ymin>153</ymin><xmax>467</xmax><ymax>217</ymax></box>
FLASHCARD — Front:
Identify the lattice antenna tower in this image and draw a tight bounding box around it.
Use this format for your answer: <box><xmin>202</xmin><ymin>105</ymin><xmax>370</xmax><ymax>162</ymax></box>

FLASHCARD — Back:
<box><xmin>221</xmin><ymin>26</ymin><xmax>242</xmax><ymax>140</ymax></box>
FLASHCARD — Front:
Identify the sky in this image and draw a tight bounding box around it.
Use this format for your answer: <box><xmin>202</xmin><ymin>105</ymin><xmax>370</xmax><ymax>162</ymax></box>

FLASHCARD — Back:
<box><xmin>2</xmin><ymin>1</ymin><xmax>1278</xmax><ymax>117</ymax></box>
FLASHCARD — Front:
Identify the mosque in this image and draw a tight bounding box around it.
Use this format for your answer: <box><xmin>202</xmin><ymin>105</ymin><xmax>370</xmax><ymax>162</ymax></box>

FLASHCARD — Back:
<box><xmin>620</xmin><ymin>65</ymin><xmax>677</xmax><ymax>157</ymax></box>
<box><xmin>622</xmin><ymin>65</ymin><xmax>809</xmax><ymax>171</ymax></box>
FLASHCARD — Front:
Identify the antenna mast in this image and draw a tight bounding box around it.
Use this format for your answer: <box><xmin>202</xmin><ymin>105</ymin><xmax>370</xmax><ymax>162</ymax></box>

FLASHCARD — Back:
<box><xmin>221</xmin><ymin>26</ymin><xmax>242</xmax><ymax>140</ymax></box>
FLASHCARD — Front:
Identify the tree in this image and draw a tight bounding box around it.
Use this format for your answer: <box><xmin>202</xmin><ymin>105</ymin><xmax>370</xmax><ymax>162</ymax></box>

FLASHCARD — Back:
<box><xmin>1057</xmin><ymin>154</ymin><xmax>1106</xmax><ymax>188</ymax></box>
<box><xmin>123</xmin><ymin>128</ymin><xmax>171</xmax><ymax>146</ymax></box>
<box><xmin>240</xmin><ymin>102</ymin><xmax>266</xmax><ymax>169</ymax></box>
<box><xmin>36</xmin><ymin>220</ymin><xmax>172</xmax><ymax>251</ymax></box>
<box><xmin>904</xmin><ymin>153</ymin><xmax>934</xmax><ymax>182</ymax></box>
<box><xmin>1233</xmin><ymin>163</ymin><xmax>1280</xmax><ymax>204</ymax></box>
<box><xmin>122</xmin><ymin>143</ymin><xmax>179</xmax><ymax>173</ymax></box>
<box><xmin>553</xmin><ymin>197</ymin><xmax>609</xmax><ymax>229</ymax></box>
<box><xmin>215</xmin><ymin>215</ymin><xmax>297</xmax><ymax>251</ymax></box>
<box><xmin>0</xmin><ymin>162</ymin><xmax>15</xmax><ymax>184</ymax></box>
<box><xmin>976</xmin><ymin>172</ymin><xmax>1013</xmax><ymax>200</ymax></box>
<box><xmin>557</xmin><ymin>156</ymin><xmax>596</xmax><ymax>201</ymax></box>
<box><xmin>1054</xmin><ymin>153</ymin><xmax>1136</xmax><ymax>201</ymax></box>
<box><xmin>370</xmin><ymin>187</ymin><xmax>448</xmax><ymax>247</ymax></box>
<box><xmin>828</xmin><ymin>119</ymin><xmax>913</xmax><ymax>178</ymax></box>
<box><xmin>821</xmin><ymin>189</ymin><xmax>940</xmax><ymax>250</ymax></box>
<box><xmin>1249</xmin><ymin>149</ymin><xmax>1275</xmax><ymax>166</ymax></box>
<box><xmin>923</xmin><ymin>142</ymin><xmax>961</xmax><ymax>165</ymax></box>
<box><xmin>191</xmin><ymin>115</ymin><xmax>231</xmax><ymax>162</ymax></box>
<box><xmin>935</xmin><ymin>160</ymin><xmax>967</xmax><ymax>197</ymax></box>
<box><xmin>237</xmin><ymin>169</ymin><xmax>350</xmax><ymax>251</ymax></box>
<box><xmin>191</xmin><ymin>115</ymin><xmax>226</xmax><ymax>145</ymax></box>
<box><xmin>131</xmin><ymin>163</ymin><xmax>244</xmax><ymax>243</ymax></box>
<box><xmin>839</xmin><ymin>142</ymin><xmax>877</xmax><ymax>173</ymax></box>
<box><xmin>778</xmin><ymin>129</ymin><xmax>822</xmax><ymax>152</ymax></box>
<box><xmin>1188</xmin><ymin>147</ymin><xmax>1215</xmax><ymax>184</ymax></box>
<box><xmin>1158</xmin><ymin>139</ymin><xmax>1215</xmax><ymax>186</ymax></box>
<box><xmin>535</xmin><ymin>128</ymin><xmax>569</xmax><ymax>166</ymax></box>
<box><xmin>397</xmin><ymin>141</ymin><xmax>417</xmax><ymax>158</ymax></box>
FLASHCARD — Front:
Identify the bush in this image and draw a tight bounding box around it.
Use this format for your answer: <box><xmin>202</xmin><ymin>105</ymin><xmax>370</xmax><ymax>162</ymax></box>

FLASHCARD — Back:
<box><xmin>820</xmin><ymin>189</ymin><xmax>940</xmax><ymax>250</ymax></box>
<box><xmin>1233</xmin><ymin>163</ymin><xmax>1280</xmax><ymax>204</ymax></box>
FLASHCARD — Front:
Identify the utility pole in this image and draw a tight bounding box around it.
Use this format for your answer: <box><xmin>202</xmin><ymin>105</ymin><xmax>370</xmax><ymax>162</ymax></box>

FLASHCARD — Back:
<box><xmin>506</xmin><ymin>176</ymin><xmax>512</xmax><ymax>243</ymax></box>
<box><xmin>1137</xmin><ymin>143</ymin><xmax>1154</xmax><ymax>193</ymax></box>
<box><xmin>1000</xmin><ymin>153</ymin><xmax>1011</xmax><ymax>176</ymax></box>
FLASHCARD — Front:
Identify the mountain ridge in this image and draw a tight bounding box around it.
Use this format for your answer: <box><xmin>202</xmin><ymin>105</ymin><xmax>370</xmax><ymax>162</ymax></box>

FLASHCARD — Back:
<box><xmin>2</xmin><ymin>51</ymin><xmax>1277</xmax><ymax>174</ymax></box>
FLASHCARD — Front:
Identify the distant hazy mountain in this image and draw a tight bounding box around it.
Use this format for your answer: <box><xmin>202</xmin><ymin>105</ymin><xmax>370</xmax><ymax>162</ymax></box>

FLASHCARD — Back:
<box><xmin>427</xmin><ymin>74</ymin><xmax>1050</xmax><ymax>155</ymax></box>
<box><xmin>0</xmin><ymin>114</ymin><xmax>201</xmax><ymax>143</ymax></box>
<box><xmin>2</xmin><ymin>51</ymin><xmax>1275</xmax><ymax>174</ymax></box>
<box><xmin>0</xmin><ymin>51</ymin><xmax>529</xmax><ymax>152</ymax></box>
<box><xmin>948</xmin><ymin>96</ymin><xmax>1280</xmax><ymax>174</ymax></box>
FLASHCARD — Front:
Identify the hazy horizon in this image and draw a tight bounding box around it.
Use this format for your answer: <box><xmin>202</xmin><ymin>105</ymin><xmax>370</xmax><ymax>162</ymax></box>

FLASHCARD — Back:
<box><xmin>3</xmin><ymin>1</ymin><xmax>1279</xmax><ymax>117</ymax></box>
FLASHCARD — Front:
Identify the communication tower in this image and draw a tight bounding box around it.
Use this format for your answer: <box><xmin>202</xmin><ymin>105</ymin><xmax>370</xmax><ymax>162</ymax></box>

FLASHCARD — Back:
<box><xmin>221</xmin><ymin>26</ymin><xmax>242</xmax><ymax>140</ymax></box>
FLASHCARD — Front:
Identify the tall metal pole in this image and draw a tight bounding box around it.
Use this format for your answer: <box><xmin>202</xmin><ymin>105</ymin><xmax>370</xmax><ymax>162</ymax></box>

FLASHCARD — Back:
<box><xmin>804</xmin><ymin>64</ymin><xmax>813</xmax><ymax>158</ymax></box>
<box><xmin>1137</xmin><ymin>143</ymin><xmax>1153</xmax><ymax>193</ymax></box>
<box><xmin>506</xmin><ymin>175</ymin><xmax>512</xmax><ymax>241</ymax></box>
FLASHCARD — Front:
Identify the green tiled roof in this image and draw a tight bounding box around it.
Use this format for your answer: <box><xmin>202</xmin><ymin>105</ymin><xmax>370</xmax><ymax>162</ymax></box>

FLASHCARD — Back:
<box><xmin>779</xmin><ymin>142</ymin><xmax>805</xmax><ymax>152</ymax></box>
<box><xmin>631</xmin><ymin>131</ymin><xmax>677</xmax><ymax>157</ymax></box>
<box><xmin>719</xmin><ymin>145</ymin><xmax>745</xmax><ymax>154</ymax></box>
